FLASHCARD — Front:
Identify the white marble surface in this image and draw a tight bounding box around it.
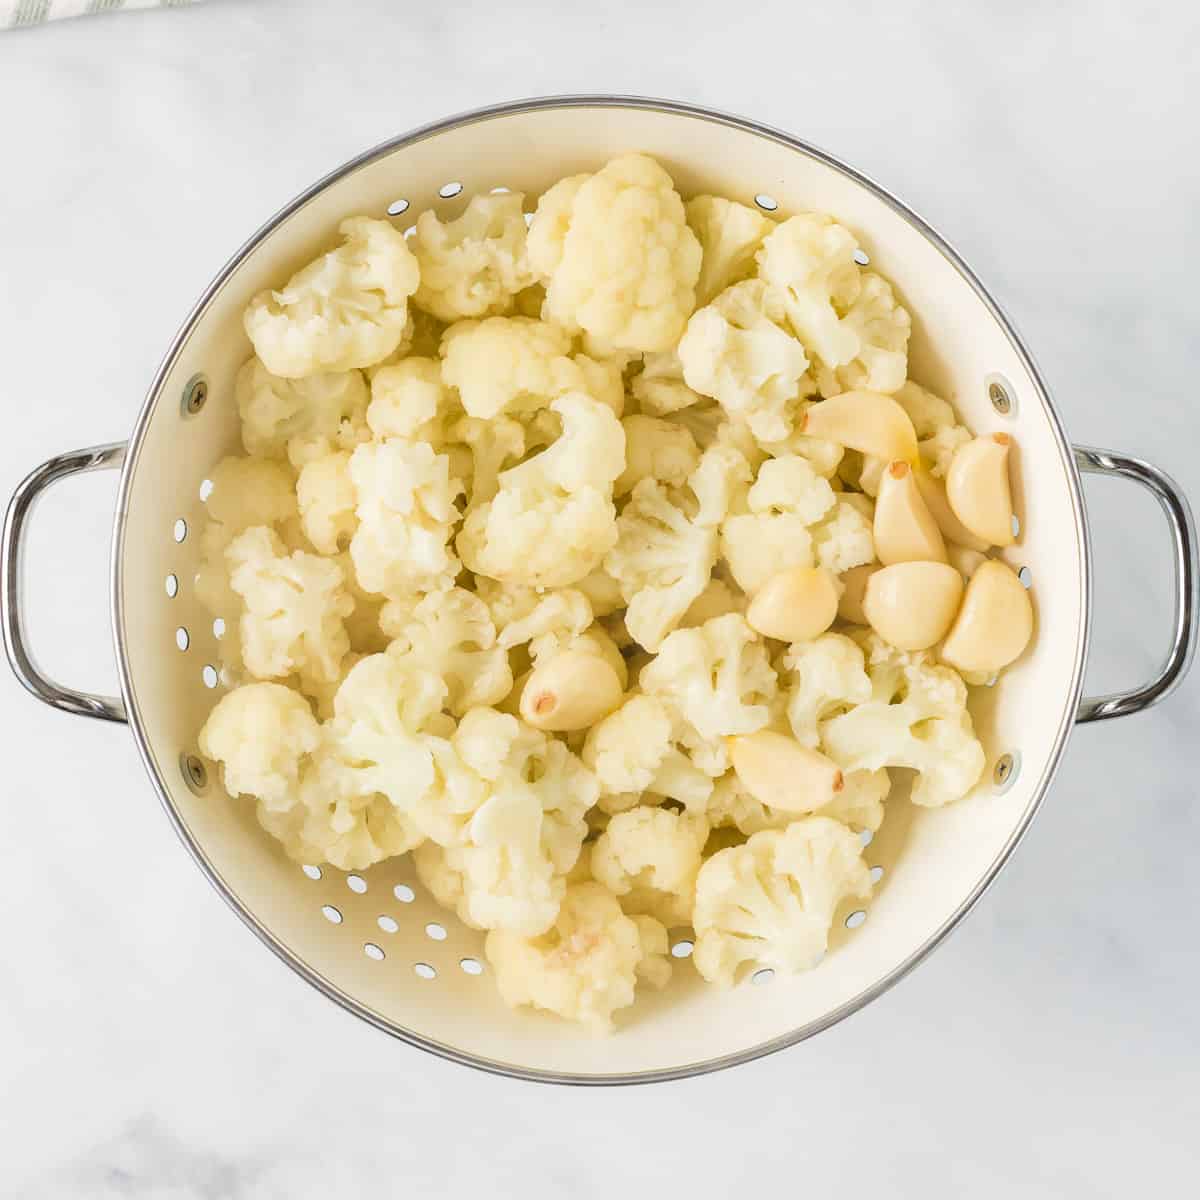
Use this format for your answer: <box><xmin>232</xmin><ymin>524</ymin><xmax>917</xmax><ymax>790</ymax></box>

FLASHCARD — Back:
<box><xmin>2</xmin><ymin>1</ymin><xmax>1198</xmax><ymax>1194</ymax></box>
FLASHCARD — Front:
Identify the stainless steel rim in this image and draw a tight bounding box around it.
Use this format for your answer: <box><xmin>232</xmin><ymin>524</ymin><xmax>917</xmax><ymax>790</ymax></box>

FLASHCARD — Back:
<box><xmin>110</xmin><ymin>94</ymin><xmax>1092</xmax><ymax>1086</ymax></box>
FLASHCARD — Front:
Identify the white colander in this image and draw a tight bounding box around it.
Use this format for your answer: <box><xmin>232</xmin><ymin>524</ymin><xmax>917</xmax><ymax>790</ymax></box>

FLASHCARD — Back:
<box><xmin>4</xmin><ymin>97</ymin><xmax>1196</xmax><ymax>1085</ymax></box>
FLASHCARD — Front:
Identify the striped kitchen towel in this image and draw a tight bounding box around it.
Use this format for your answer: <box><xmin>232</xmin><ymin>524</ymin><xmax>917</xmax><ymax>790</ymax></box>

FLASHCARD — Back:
<box><xmin>2</xmin><ymin>0</ymin><xmax>197</xmax><ymax>28</ymax></box>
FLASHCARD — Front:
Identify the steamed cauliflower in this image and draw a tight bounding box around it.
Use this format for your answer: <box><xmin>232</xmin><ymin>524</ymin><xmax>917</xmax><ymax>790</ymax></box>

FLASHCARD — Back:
<box><xmin>812</xmin><ymin>272</ymin><xmax>911</xmax><ymax>398</ymax></box>
<box><xmin>347</xmin><ymin>438</ymin><xmax>463</xmax><ymax>597</ymax></box>
<box><xmin>382</xmin><ymin>587</ymin><xmax>512</xmax><ymax>716</ymax></box>
<box><xmin>411</xmin><ymin>192</ymin><xmax>535</xmax><ymax>321</ymax></box>
<box><xmin>582</xmin><ymin>694</ymin><xmax>715</xmax><ymax>812</ymax></box>
<box><xmin>720</xmin><ymin>454</ymin><xmax>836</xmax><ymax>592</ymax></box>
<box><xmin>615</xmin><ymin>414</ymin><xmax>700</xmax><ymax>497</ymax></box>
<box><xmin>235</xmin><ymin>357</ymin><xmax>370</xmax><ymax>465</ymax></box>
<box><xmin>640</xmin><ymin>613</ymin><xmax>777</xmax><ymax>743</ymax></box>
<box><xmin>678</xmin><ymin>280</ymin><xmax>811</xmax><ymax>444</ymax></box>
<box><xmin>458</xmin><ymin>392</ymin><xmax>624</xmax><ymax>589</ymax></box>
<box><xmin>531</xmin><ymin>153</ymin><xmax>701</xmax><ymax>352</ymax></box>
<box><xmin>592</xmin><ymin>807</ymin><xmax>709</xmax><ymax>927</ymax></box>
<box><xmin>693</xmin><ymin>817</ymin><xmax>872</xmax><ymax>985</ymax></box>
<box><xmin>199</xmin><ymin>682</ymin><xmax>320</xmax><ymax>806</ymax></box>
<box><xmin>819</xmin><ymin>634</ymin><xmax>986</xmax><ymax>807</ymax></box>
<box><xmin>686</xmin><ymin>195</ymin><xmax>776</xmax><ymax>306</ymax></box>
<box><xmin>198</xmin><ymin>160</ymin><xmax>1011</xmax><ymax>1035</ymax></box>
<box><xmin>485</xmin><ymin>882</ymin><xmax>670</xmax><ymax>1034</ymax></box>
<box><xmin>782</xmin><ymin>632</ymin><xmax>874</xmax><ymax>747</ymax></box>
<box><xmin>227</xmin><ymin>526</ymin><xmax>353</xmax><ymax>685</ymax></box>
<box><xmin>604</xmin><ymin>479</ymin><xmax>718</xmax><ymax>651</ymax></box>
<box><xmin>244</xmin><ymin>216</ymin><xmax>419</xmax><ymax>377</ymax></box>
<box><xmin>417</xmin><ymin>710</ymin><xmax>597</xmax><ymax>935</ymax></box>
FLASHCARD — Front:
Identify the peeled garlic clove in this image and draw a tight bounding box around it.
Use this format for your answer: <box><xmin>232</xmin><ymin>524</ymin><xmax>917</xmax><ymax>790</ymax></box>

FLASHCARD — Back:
<box><xmin>940</xmin><ymin>559</ymin><xmax>1033</xmax><ymax>674</ymax></box>
<box><xmin>520</xmin><ymin>649</ymin><xmax>624</xmax><ymax>731</ymax></box>
<box><xmin>946</xmin><ymin>543</ymin><xmax>988</xmax><ymax>580</ymax></box>
<box><xmin>802</xmin><ymin>391</ymin><xmax>919</xmax><ymax>464</ymax></box>
<box><xmin>838</xmin><ymin>563</ymin><xmax>879</xmax><ymax>625</ymax></box>
<box><xmin>945</xmin><ymin>434</ymin><xmax>1015</xmax><ymax>547</ymax></box>
<box><xmin>729</xmin><ymin>730</ymin><xmax>844</xmax><ymax>814</ymax></box>
<box><xmin>862</xmin><ymin>561</ymin><xmax>963</xmax><ymax>651</ymax></box>
<box><xmin>747</xmin><ymin>566</ymin><xmax>839</xmax><ymax>643</ymax></box>
<box><xmin>873</xmin><ymin>460</ymin><xmax>947</xmax><ymax>565</ymax></box>
<box><xmin>913</xmin><ymin>468</ymin><xmax>991</xmax><ymax>552</ymax></box>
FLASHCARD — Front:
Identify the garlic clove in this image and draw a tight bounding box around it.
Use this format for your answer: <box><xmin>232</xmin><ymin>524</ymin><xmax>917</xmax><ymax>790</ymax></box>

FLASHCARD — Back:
<box><xmin>801</xmin><ymin>390</ymin><xmax>919</xmax><ymax>464</ymax></box>
<box><xmin>945</xmin><ymin>543</ymin><xmax>988</xmax><ymax>581</ymax></box>
<box><xmin>873</xmin><ymin>460</ymin><xmax>947</xmax><ymax>565</ymax></box>
<box><xmin>945</xmin><ymin>433</ymin><xmax>1016</xmax><ymax>547</ymax></box>
<box><xmin>940</xmin><ymin>559</ymin><xmax>1033</xmax><ymax>674</ymax></box>
<box><xmin>838</xmin><ymin>563</ymin><xmax>879</xmax><ymax>625</ymax></box>
<box><xmin>519</xmin><ymin>649</ymin><xmax>624</xmax><ymax>731</ymax></box>
<box><xmin>862</xmin><ymin>561</ymin><xmax>963</xmax><ymax>651</ymax></box>
<box><xmin>914</xmin><ymin>468</ymin><xmax>991</xmax><ymax>552</ymax></box>
<box><xmin>729</xmin><ymin>730</ymin><xmax>844</xmax><ymax>814</ymax></box>
<box><xmin>746</xmin><ymin>566</ymin><xmax>839</xmax><ymax>644</ymax></box>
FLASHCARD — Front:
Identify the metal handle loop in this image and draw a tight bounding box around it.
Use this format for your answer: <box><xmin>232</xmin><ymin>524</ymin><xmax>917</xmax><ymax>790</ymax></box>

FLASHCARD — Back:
<box><xmin>1075</xmin><ymin>445</ymin><xmax>1198</xmax><ymax>723</ymax></box>
<box><xmin>1</xmin><ymin>442</ymin><xmax>128</xmax><ymax>723</ymax></box>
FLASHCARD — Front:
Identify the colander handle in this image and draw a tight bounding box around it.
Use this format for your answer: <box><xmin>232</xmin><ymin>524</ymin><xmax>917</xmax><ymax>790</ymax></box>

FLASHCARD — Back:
<box><xmin>1</xmin><ymin>442</ymin><xmax>128</xmax><ymax>723</ymax></box>
<box><xmin>1074</xmin><ymin>445</ymin><xmax>1198</xmax><ymax>723</ymax></box>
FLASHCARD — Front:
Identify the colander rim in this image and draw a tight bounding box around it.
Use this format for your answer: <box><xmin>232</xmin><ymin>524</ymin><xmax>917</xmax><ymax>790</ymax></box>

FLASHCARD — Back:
<box><xmin>110</xmin><ymin>94</ymin><xmax>1091</xmax><ymax>1086</ymax></box>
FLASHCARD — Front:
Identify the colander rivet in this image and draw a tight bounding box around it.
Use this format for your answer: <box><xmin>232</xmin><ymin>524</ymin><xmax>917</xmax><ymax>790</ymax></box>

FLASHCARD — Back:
<box><xmin>993</xmin><ymin>753</ymin><xmax>1014</xmax><ymax>786</ymax></box>
<box><xmin>989</xmin><ymin>381</ymin><xmax>1012</xmax><ymax>414</ymax></box>
<box><xmin>183</xmin><ymin>375</ymin><xmax>208</xmax><ymax>416</ymax></box>
<box><xmin>182</xmin><ymin>754</ymin><xmax>208</xmax><ymax>792</ymax></box>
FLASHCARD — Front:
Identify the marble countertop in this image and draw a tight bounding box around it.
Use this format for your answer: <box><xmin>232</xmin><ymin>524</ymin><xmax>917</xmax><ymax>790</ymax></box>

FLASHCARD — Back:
<box><xmin>2</xmin><ymin>1</ymin><xmax>1198</xmax><ymax>1194</ymax></box>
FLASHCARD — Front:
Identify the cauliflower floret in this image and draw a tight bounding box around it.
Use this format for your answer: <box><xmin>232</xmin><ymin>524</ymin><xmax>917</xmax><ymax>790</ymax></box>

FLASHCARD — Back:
<box><xmin>615</xmin><ymin>414</ymin><xmax>700</xmax><ymax>497</ymax></box>
<box><xmin>227</xmin><ymin>526</ymin><xmax>353</xmax><ymax>685</ymax></box>
<box><xmin>244</xmin><ymin>216</ymin><xmax>419</xmax><ymax>377</ymax></box>
<box><xmin>260</xmin><ymin>739</ymin><xmax>426</xmax><ymax>871</ymax></box>
<box><xmin>678</xmin><ymin>279</ymin><xmax>811</xmax><ymax>444</ymax></box>
<box><xmin>458</xmin><ymin>393</ymin><xmax>624</xmax><ymax>589</ymax></box>
<box><xmin>692</xmin><ymin>817</ymin><xmax>872</xmax><ymax>985</ymax></box>
<box><xmin>485</xmin><ymin>882</ymin><xmax>668</xmax><ymax>1033</ymax></box>
<box><xmin>440</xmin><ymin>316</ymin><xmax>570</xmax><ymax>419</ymax></box>
<box><xmin>782</xmin><ymin>632</ymin><xmax>873</xmax><ymax>747</ymax></box>
<box><xmin>573</xmin><ymin>566</ymin><xmax>625</xmax><ymax>618</ymax></box>
<box><xmin>809</xmin><ymin>496</ymin><xmax>876</xmax><ymax>574</ymax></box>
<box><xmin>525</xmin><ymin>173</ymin><xmax>588</xmax><ymax>278</ymax></box>
<box><xmin>640</xmin><ymin>613</ymin><xmax>777</xmax><ymax>743</ymax></box>
<box><xmin>418</xmin><ymin>710</ymin><xmax>598</xmax><ymax>935</ymax></box>
<box><xmin>334</xmin><ymin>552</ymin><xmax>389</xmax><ymax>655</ymax></box>
<box><xmin>812</xmin><ymin>272</ymin><xmax>911</xmax><ymax>397</ymax></box>
<box><xmin>892</xmin><ymin>385</ymin><xmax>973</xmax><ymax>479</ymax></box>
<box><xmin>198</xmin><ymin>682</ymin><xmax>320</xmax><ymax>806</ymax></box>
<box><xmin>381</xmin><ymin>587</ymin><xmax>512</xmax><ymax>716</ymax></box>
<box><xmin>819</xmin><ymin>633</ymin><xmax>986</xmax><ymax>807</ymax></box>
<box><xmin>235</xmin><ymin>357</ymin><xmax>370</xmax><ymax>465</ymax></box>
<box><xmin>755</xmin><ymin>212</ymin><xmax>863</xmax><ymax>372</ymax></box>
<box><xmin>449</xmin><ymin>414</ymin><xmax>525</xmax><ymax>507</ymax></box>
<box><xmin>347</xmin><ymin>438</ymin><xmax>463</xmax><ymax>597</ymax></box>
<box><xmin>411</xmin><ymin>192</ymin><xmax>535</xmax><ymax>322</ymax></box>
<box><xmin>195</xmin><ymin>455</ymin><xmax>300</xmax><ymax>632</ymax></box>
<box><xmin>314</xmin><ymin>652</ymin><xmax>490</xmax><ymax>852</ymax></box>
<box><xmin>604</xmin><ymin>478</ymin><xmax>718</xmax><ymax>652</ymax></box>
<box><xmin>488</xmin><ymin>588</ymin><xmax>624</xmax><ymax>683</ymax></box>
<box><xmin>592</xmin><ymin>807</ymin><xmax>710</xmax><ymax>928</ymax></box>
<box><xmin>366</xmin><ymin>357</ymin><xmax>446</xmax><ymax>440</ymax></box>
<box><xmin>296</xmin><ymin>450</ymin><xmax>358</xmax><ymax>555</ymax></box>
<box><xmin>680</xmin><ymin>577</ymin><xmax>745</xmax><ymax>627</ymax></box>
<box><xmin>707</xmin><ymin>767</ymin><xmax>889</xmax><ymax>836</ymax></box>
<box><xmin>688</xmin><ymin>441</ymin><xmax>754</xmax><ymax>528</ymax></box>
<box><xmin>631</xmin><ymin>350</ymin><xmax>704</xmax><ymax>416</ymax></box>
<box><xmin>583</xmin><ymin>694</ymin><xmax>715</xmax><ymax>812</ymax></box>
<box><xmin>686</xmin><ymin>195</ymin><xmax>776</xmax><ymax>306</ymax></box>
<box><xmin>531</xmin><ymin>153</ymin><xmax>701</xmax><ymax>353</ymax></box>
<box><xmin>720</xmin><ymin>455</ymin><xmax>835</xmax><ymax>592</ymax></box>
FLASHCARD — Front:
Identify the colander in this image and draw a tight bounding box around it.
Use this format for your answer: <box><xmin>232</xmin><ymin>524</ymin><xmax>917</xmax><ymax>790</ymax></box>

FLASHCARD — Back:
<box><xmin>3</xmin><ymin>96</ymin><xmax>1197</xmax><ymax>1085</ymax></box>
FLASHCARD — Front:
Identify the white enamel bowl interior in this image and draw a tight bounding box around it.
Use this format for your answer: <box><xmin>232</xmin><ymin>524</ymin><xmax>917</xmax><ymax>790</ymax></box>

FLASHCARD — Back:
<box><xmin>114</xmin><ymin>101</ymin><xmax>1087</xmax><ymax>1082</ymax></box>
